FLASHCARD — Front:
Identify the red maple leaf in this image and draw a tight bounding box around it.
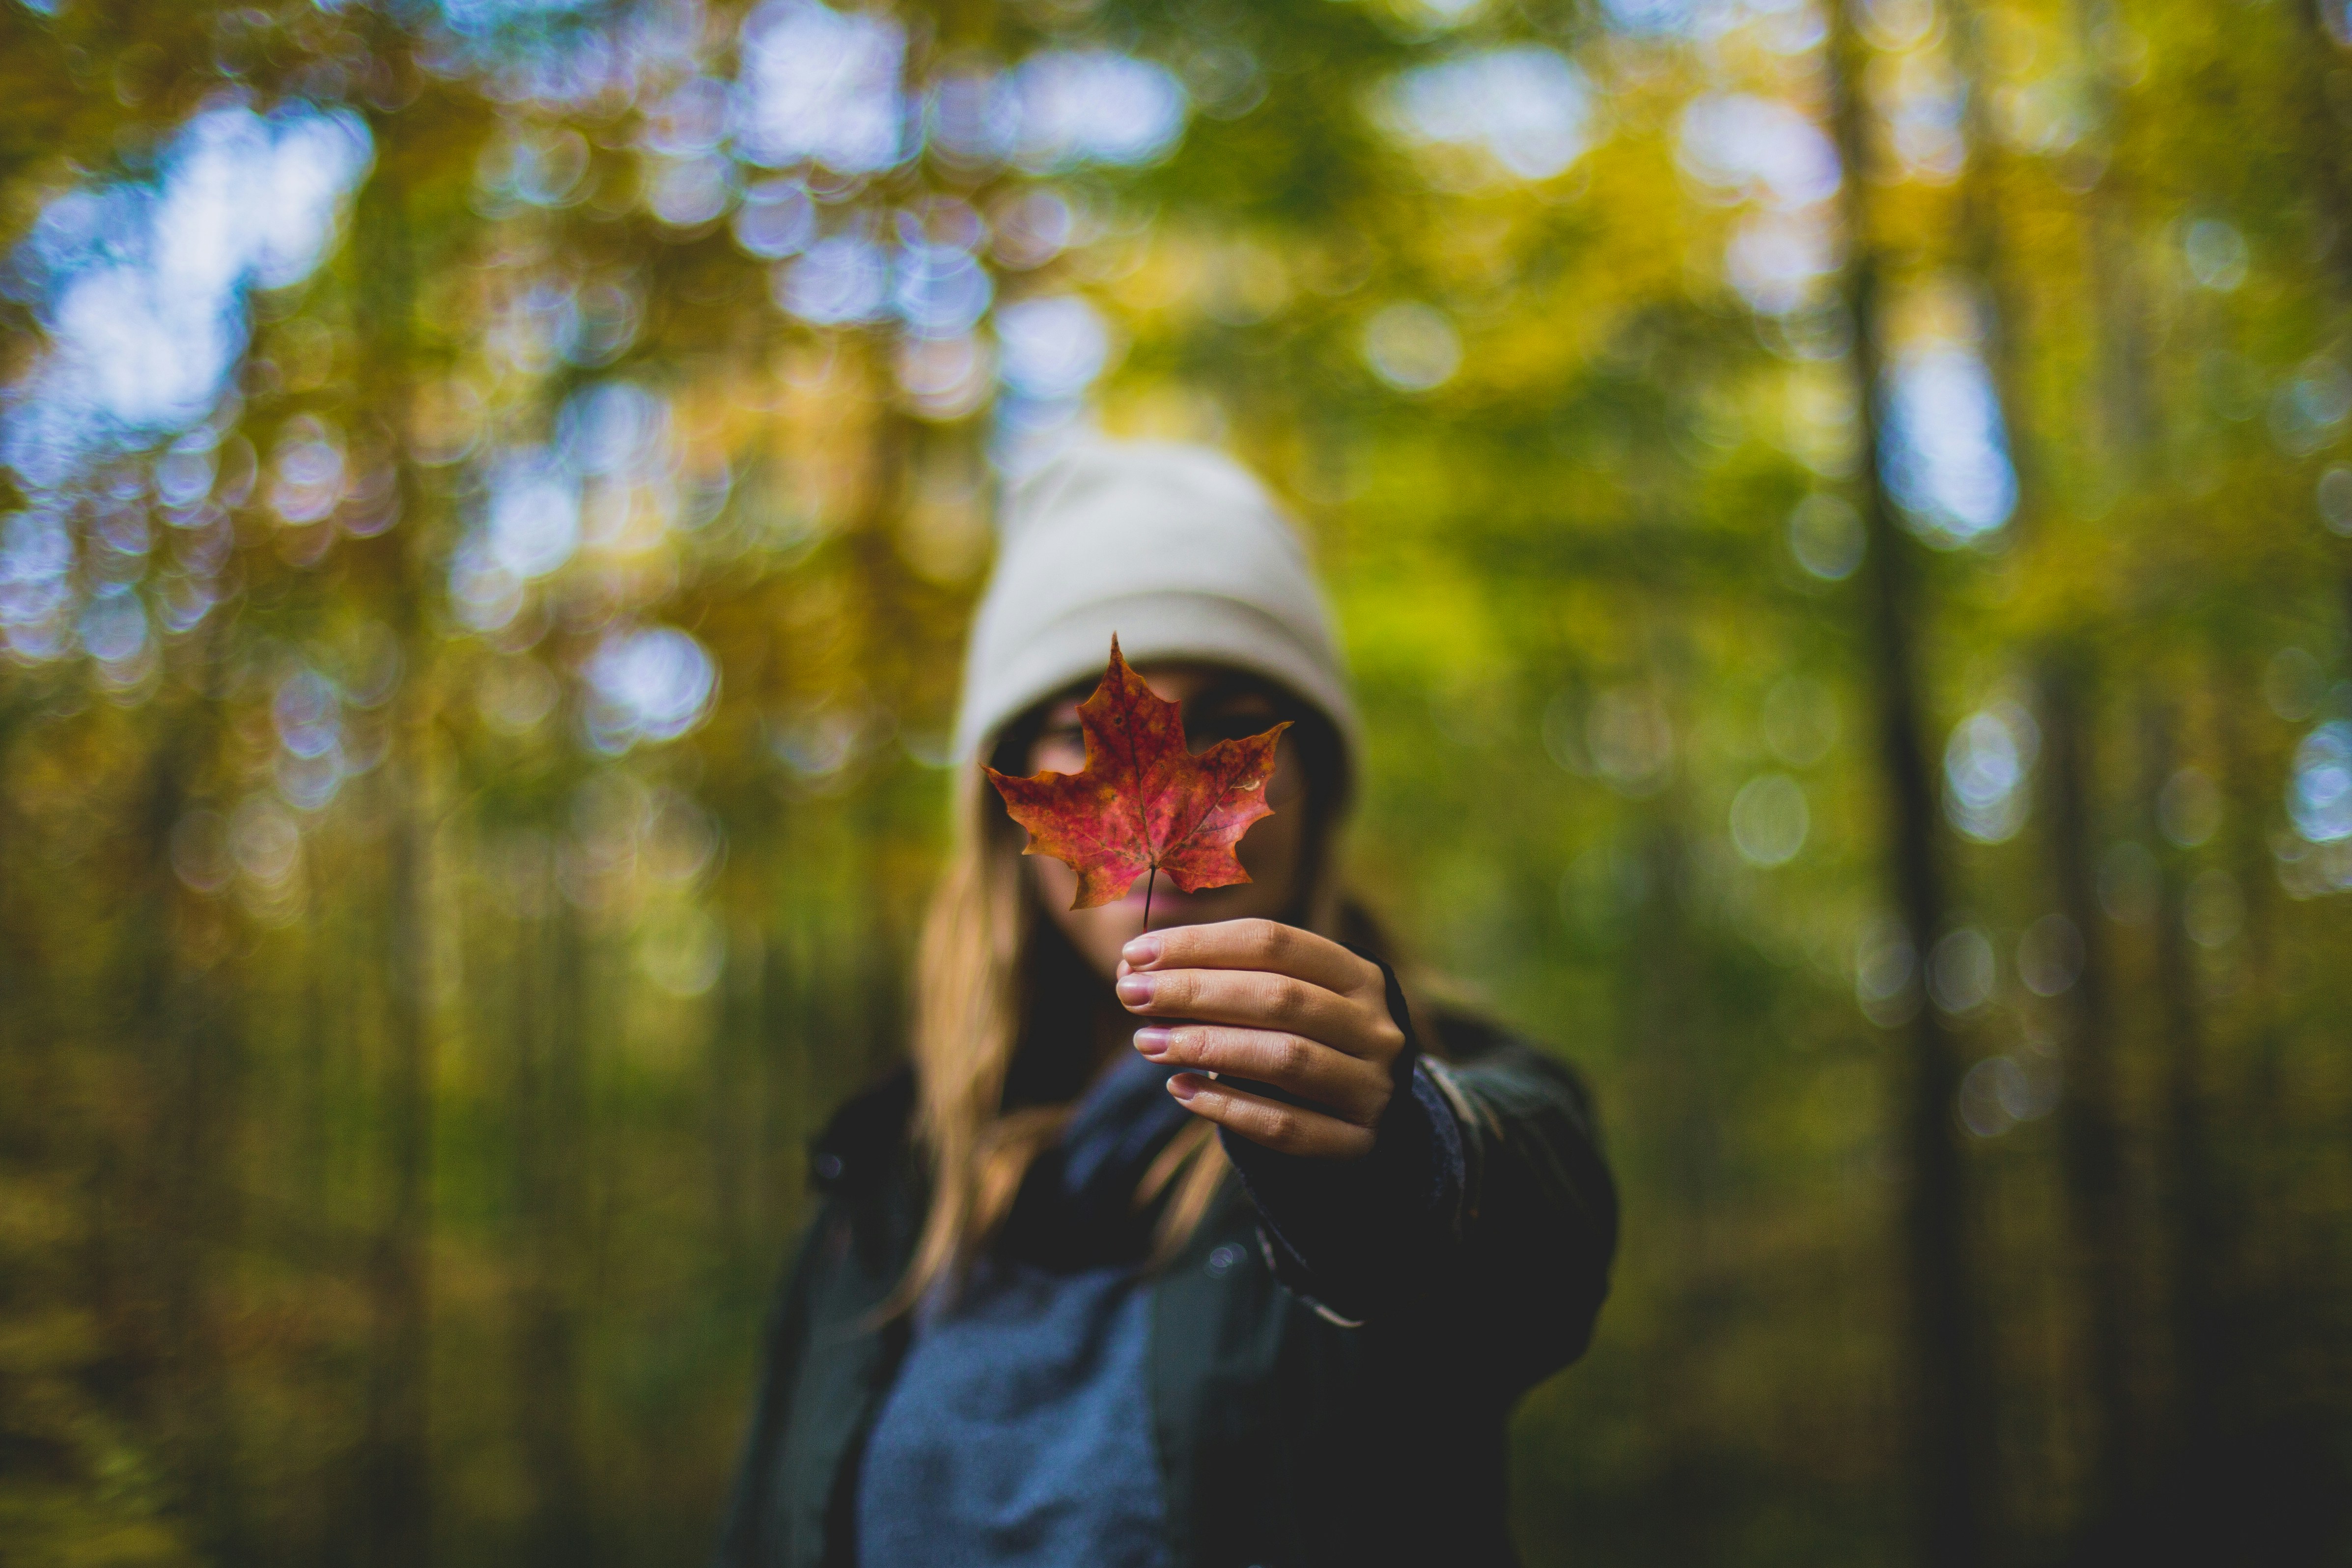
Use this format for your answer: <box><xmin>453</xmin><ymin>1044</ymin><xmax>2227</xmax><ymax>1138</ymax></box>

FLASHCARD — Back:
<box><xmin>985</xmin><ymin>636</ymin><xmax>1292</xmax><ymax>915</ymax></box>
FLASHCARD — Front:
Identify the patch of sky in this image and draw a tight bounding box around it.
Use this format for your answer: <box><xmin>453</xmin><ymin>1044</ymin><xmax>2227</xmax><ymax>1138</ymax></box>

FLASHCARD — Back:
<box><xmin>2289</xmin><ymin>721</ymin><xmax>2352</xmax><ymax>844</ymax></box>
<box><xmin>1601</xmin><ymin>0</ymin><xmax>1700</xmax><ymax>31</ymax></box>
<box><xmin>0</xmin><ymin>509</ymin><xmax>77</xmax><ymax>661</ymax></box>
<box><xmin>273</xmin><ymin>664</ymin><xmax>348</xmax><ymax>810</ymax></box>
<box><xmin>646</xmin><ymin>152</ymin><xmax>735</xmax><ymax>228</ymax></box>
<box><xmin>479</xmin><ymin>126</ymin><xmax>593</xmax><ymax>210</ymax></box>
<box><xmin>584</xmin><ymin>626</ymin><xmax>718</xmax><ymax>751</ymax></box>
<box><xmin>643</xmin><ymin>76</ymin><xmax>732</xmax><ymax>157</ymax></box>
<box><xmin>80</xmin><ymin>587</ymin><xmax>152</xmax><ymax>686</ymax></box>
<box><xmin>926</xmin><ymin>69</ymin><xmax>1014</xmax><ymax>168</ymax></box>
<box><xmin>735</xmin><ymin>0</ymin><xmax>910</xmax><ymax>173</ymax></box>
<box><xmin>267</xmin><ymin>415</ymin><xmax>346</xmax><ymax>526</ymax></box>
<box><xmin>1881</xmin><ymin>345</ymin><xmax>2016</xmax><ymax>544</ymax></box>
<box><xmin>1001</xmin><ymin>51</ymin><xmax>1188</xmax><ymax>172</ymax></box>
<box><xmin>1944</xmin><ymin>701</ymin><xmax>2038</xmax><ymax>843</ymax></box>
<box><xmin>446</xmin><ymin>0</ymin><xmax>694</xmax><ymax>112</ymax></box>
<box><xmin>1677</xmin><ymin>94</ymin><xmax>1842</xmax><ymax>209</ymax></box>
<box><xmin>1383</xmin><ymin>46</ymin><xmax>1591</xmax><ymax>182</ymax></box>
<box><xmin>83</xmin><ymin>598</ymin><xmax>157</xmax><ymax>695</ymax></box>
<box><xmin>1727</xmin><ymin>210</ymin><xmax>1838</xmax><ymax>317</ymax></box>
<box><xmin>2</xmin><ymin>104</ymin><xmax>372</xmax><ymax>497</ymax></box>
<box><xmin>893</xmin><ymin>238</ymin><xmax>994</xmax><ymax>339</ymax></box>
<box><xmin>439</xmin><ymin>0</ymin><xmax>606</xmax><ymax>38</ymax></box>
<box><xmin>484</xmin><ymin>275</ymin><xmax>640</xmax><ymax>373</ymax></box>
<box><xmin>993</xmin><ymin>295</ymin><xmax>1112</xmax><ymax>473</ymax></box>
<box><xmin>484</xmin><ymin>449</ymin><xmax>583</xmax><ymax>580</ymax></box>
<box><xmin>156</xmin><ymin>434</ymin><xmax>217</xmax><ymax>509</ymax></box>
<box><xmin>1884</xmin><ymin>56</ymin><xmax>1967</xmax><ymax>182</ymax></box>
<box><xmin>733</xmin><ymin>6</ymin><xmax>1186</xmax><ymax>180</ymax></box>
<box><xmin>446</xmin><ymin>380</ymin><xmax>684</xmax><ymax>628</ymax></box>
<box><xmin>1599</xmin><ymin>0</ymin><xmax>1815</xmax><ymax>42</ymax></box>
<box><xmin>1678</xmin><ymin>95</ymin><xmax>1845</xmax><ymax>314</ymax></box>
<box><xmin>558</xmin><ymin>381</ymin><xmax>668</xmax><ymax>477</ymax></box>
<box><xmin>274</xmin><ymin>668</ymin><xmax>342</xmax><ymax>760</ymax></box>
<box><xmin>777</xmin><ymin>234</ymin><xmax>893</xmax><ymax>325</ymax></box>
<box><xmin>878</xmin><ymin>50</ymin><xmax>1190</xmax><ymax>172</ymax></box>
<box><xmin>996</xmin><ymin>296</ymin><xmax>1110</xmax><ymax>402</ymax></box>
<box><xmin>734</xmin><ymin>178</ymin><xmax>817</xmax><ymax>259</ymax></box>
<box><xmin>447</xmin><ymin>534</ymin><xmax>526</xmax><ymax>633</ymax></box>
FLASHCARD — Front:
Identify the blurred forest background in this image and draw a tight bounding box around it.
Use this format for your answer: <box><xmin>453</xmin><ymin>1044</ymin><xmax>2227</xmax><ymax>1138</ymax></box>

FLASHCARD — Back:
<box><xmin>3</xmin><ymin>0</ymin><xmax>2351</xmax><ymax>1563</ymax></box>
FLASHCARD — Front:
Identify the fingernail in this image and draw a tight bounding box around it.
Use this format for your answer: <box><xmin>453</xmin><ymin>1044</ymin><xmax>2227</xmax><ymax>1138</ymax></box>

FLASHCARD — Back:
<box><xmin>1133</xmin><ymin>1027</ymin><xmax>1172</xmax><ymax>1058</ymax></box>
<box><xmin>1116</xmin><ymin>974</ymin><xmax>1155</xmax><ymax>1006</ymax></box>
<box><xmin>1167</xmin><ymin>1073</ymin><xmax>1202</xmax><ymax>1102</ymax></box>
<box><xmin>1121</xmin><ymin>933</ymin><xmax>1163</xmax><ymax>967</ymax></box>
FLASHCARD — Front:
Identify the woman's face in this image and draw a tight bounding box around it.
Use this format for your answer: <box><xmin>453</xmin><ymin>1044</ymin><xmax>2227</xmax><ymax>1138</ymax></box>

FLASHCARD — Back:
<box><xmin>1023</xmin><ymin>664</ymin><xmax>1313</xmax><ymax>983</ymax></box>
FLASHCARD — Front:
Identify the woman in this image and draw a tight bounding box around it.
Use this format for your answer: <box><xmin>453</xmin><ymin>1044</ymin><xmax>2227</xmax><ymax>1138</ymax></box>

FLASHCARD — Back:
<box><xmin>716</xmin><ymin>441</ymin><xmax>1617</xmax><ymax>1568</ymax></box>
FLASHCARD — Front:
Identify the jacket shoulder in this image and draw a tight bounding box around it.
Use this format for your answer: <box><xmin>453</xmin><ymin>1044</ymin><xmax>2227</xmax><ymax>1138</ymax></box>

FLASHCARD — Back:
<box><xmin>1428</xmin><ymin>1007</ymin><xmax>1602</xmax><ymax>1138</ymax></box>
<box><xmin>1426</xmin><ymin>1005</ymin><xmax>1514</xmax><ymax>1063</ymax></box>
<box><xmin>808</xmin><ymin>1064</ymin><xmax>917</xmax><ymax>1197</ymax></box>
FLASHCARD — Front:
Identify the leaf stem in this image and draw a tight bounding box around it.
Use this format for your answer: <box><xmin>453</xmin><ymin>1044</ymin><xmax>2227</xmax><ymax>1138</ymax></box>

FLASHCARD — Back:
<box><xmin>1141</xmin><ymin>865</ymin><xmax>1157</xmax><ymax>936</ymax></box>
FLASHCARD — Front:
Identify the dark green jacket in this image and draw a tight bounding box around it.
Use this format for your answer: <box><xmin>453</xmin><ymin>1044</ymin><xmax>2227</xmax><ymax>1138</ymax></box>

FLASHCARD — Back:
<box><xmin>713</xmin><ymin>1013</ymin><xmax>1617</xmax><ymax>1568</ymax></box>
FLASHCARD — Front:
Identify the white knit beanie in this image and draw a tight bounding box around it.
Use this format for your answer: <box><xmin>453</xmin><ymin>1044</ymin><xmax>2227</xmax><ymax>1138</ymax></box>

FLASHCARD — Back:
<box><xmin>953</xmin><ymin>440</ymin><xmax>1359</xmax><ymax>776</ymax></box>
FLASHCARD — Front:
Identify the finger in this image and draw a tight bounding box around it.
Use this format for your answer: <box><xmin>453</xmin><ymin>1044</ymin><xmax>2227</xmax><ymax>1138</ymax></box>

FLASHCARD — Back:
<box><xmin>1135</xmin><ymin>1026</ymin><xmax>1391</xmax><ymax>1126</ymax></box>
<box><xmin>1122</xmin><ymin>918</ymin><xmax>1380</xmax><ymax>998</ymax></box>
<box><xmin>1117</xmin><ymin>966</ymin><xmax>1402</xmax><ymax>1063</ymax></box>
<box><xmin>1169</xmin><ymin>1073</ymin><xmax>1376</xmax><ymax>1160</ymax></box>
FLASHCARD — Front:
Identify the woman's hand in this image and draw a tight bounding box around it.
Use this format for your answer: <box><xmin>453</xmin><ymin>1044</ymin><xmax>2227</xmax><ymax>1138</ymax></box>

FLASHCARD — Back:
<box><xmin>1117</xmin><ymin>918</ymin><xmax>1406</xmax><ymax>1160</ymax></box>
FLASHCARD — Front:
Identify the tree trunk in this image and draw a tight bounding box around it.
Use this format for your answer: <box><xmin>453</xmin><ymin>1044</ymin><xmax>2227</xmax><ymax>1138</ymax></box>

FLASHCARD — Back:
<box><xmin>1824</xmin><ymin>4</ymin><xmax>1991</xmax><ymax>1559</ymax></box>
<box><xmin>515</xmin><ymin>870</ymin><xmax>592</xmax><ymax>1567</ymax></box>
<box><xmin>2038</xmin><ymin>660</ymin><xmax>2140</xmax><ymax>1531</ymax></box>
<box><xmin>353</xmin><ymin>82</ymin><xmax>437</xmax><ymax>1568</ymax></box>
<box><xmin>2291</xmin><ymin>0</ymin><xmax>2352</xmax><ymax>293</ymax></box>
<box><xmin>363</xmin><ymin>731</ymin><xmax>434</xmax><ymax>1568</ymax></box>
<box><xmin>132</xmin><ymin>705</ymin><xmax>248</xmax><ymax>1554</ymax></box>
<box><xmin>2138</xmin><ymin>701</ymin><xmax>2226</xmax><ymax>1473</ymax></box>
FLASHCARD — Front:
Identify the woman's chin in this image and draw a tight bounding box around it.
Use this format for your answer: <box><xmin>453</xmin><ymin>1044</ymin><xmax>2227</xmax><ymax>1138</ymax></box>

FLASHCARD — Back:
<box><xmin>1109</xmin><ymin>883</ymin><xmax>1271</xmax><ymax>928</ymax></box>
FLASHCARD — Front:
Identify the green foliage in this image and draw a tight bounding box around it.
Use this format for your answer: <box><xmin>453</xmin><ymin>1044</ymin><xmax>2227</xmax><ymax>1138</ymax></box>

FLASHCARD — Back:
<box><xmin>1</xmin><ymin>0</ymin><xmax>2349</xmax><ymax>1563</ymax></box>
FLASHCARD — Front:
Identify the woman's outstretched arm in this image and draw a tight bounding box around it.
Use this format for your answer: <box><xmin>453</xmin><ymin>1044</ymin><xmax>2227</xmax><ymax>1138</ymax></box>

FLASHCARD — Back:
<box><xmin>1117</xmin><ymin>919</ymin><xmax>1617</xmax><ymax>1394</ymax></box>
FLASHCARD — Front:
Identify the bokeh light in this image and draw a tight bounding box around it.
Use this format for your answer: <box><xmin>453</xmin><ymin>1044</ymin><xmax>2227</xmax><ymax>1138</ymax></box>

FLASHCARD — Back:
<box><xmin>1385</xmin><ymin>46</ymin><xmax>1592</xmax><ymax>182</ymax></box>
<box><xmin>1943</xmin><ymin>702</ymin><xmax>2038</xmax><ymax>844</ymax></box>
<box><xmin>2289</xmin><ymin>721</ymin><xmax>2352</xmax><ymax>843</ymax></box>
<box><xmin>584</xmin><ymin>625</ymin><xmax>718</xmax><ymax>751</ymax></box>
<box><xmin>1730</xmin><ymin>771</ymin><xmax>1809</xmax><ymax>866</ymax></box>
<box><xmin>4</xmin><ymin>105</ymin><xmax>371</xmax><ymax>492</ymax></box>
<box><xmin>7</xmin><ymin>1</ymin><xmax>2352</xmax><ymax>1560</ymax></box>
<box><xmin>1883</xmin><ymin>344</ymin><xmax>2017</xmax><ymax>544</ymax></box>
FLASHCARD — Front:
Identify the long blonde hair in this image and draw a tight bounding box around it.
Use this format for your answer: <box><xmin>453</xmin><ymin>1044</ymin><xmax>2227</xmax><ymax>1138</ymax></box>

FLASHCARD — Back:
<box><xmin>892</xmin><ymin>767</ymin><xmax>1238</xmax><ymax>1313</ymax></box>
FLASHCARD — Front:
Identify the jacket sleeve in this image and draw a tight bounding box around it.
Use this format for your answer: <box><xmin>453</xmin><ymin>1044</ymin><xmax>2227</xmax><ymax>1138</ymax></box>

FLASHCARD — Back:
<box><xmin>1222</xmin><ymin>1010</ymin><xmax>1618</xmax><ymax>1398</ymax></box>
<box><xmin>712</xmin><ymin>1066</ymin><xmax>919</xmax><ymax>1568</ymax></box>
<box><xmin>1422</xmin><ymin>1034</ymin><xmax>1619</xmax><ymax>1391</ymax></box>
